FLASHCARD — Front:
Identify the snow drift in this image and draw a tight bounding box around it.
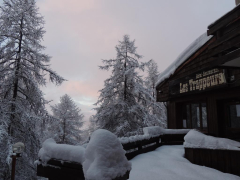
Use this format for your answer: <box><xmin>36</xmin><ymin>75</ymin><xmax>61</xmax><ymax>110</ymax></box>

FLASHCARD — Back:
<box><xmin>143</xmin><ymin>126</ymin><xmax>190</xmax><ymax>136</ymax></box>
<box><xmin>38</xmin><ymin>138</ymin><xmax>85</xmax><ymax>165</ymax></box>
<box><xmin>83</xmin><ymin>129</ymin><xmax>131</xmax><ymax>180</ymax></box>
<box><xmin>184</xmin><ymin>130</ymin><xmax>240</xmax><ymax>150</ymax></box>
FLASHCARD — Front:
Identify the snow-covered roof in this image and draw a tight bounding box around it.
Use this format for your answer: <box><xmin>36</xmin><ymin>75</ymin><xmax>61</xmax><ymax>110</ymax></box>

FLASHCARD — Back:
<box><xmin>156</xmin><ymin>32</ymin><xmax>213</xmax><ymax>87</ymax></box>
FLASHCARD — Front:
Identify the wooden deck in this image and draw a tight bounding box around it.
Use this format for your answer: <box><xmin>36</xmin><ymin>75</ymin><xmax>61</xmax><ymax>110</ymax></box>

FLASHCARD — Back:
<box><xmin>37</xmin><ymin>133</ymin><xmax>186</xmax><ymax>180</ymax></box>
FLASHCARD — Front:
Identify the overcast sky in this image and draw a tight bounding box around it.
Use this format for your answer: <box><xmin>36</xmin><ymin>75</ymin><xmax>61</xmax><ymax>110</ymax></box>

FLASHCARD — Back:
<box><xmin>1</xmin><ymin>0</ymin><xmax>236</xmax><ymax>128</ymax></box>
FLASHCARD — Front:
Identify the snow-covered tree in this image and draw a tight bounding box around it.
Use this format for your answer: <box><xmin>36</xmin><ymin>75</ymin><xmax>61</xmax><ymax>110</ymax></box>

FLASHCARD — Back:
<box><xmin>35</xmin><ymin>112</ymin><xmax>59</xmax><ymax>143</ymax></box>
<box><xmin>145</xmin><ymin>60</ymin><xmax>167</xmax><ymax>127</ymax></box>
<box><xmin>94</xmin><ymin>35</ymin><xmax>158</xmax><ymax>137</ymax></box>
<box><xmin>145</xmin><ymin>60</ymin><xmax>159</xmax><ymax>98</ymax></box>
<box><xmin>88</xmin><ymin>115</ymin><xmax>98</xmax><ymax>135</ymax></box>
<box><xmin>50</xmin><ymin>94</ymin><xmax>84</xmax><ymax>145</ymax></box>
<box><xmin>0</xmin><ymin>0</ymin><xmax>64</xmax><ymax>179</ymax></box>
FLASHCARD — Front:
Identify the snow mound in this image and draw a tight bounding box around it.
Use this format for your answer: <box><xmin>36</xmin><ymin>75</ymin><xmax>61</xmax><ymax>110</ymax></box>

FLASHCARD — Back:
<box><xmin>156</xmin><ymin>32</ymin><xmax>212</xmax><ymax>86</ymax></box>
<box><xmin>184</xmin><ymin>130</ymin><xmax>240</xmax><ymax>150</ymax></box>
<box><xmin>143</xmin><ymin>126</ymin><xmax>190</xmax><ymax>136</ymax></box>
<box><xmin>38</xmin><ymin>138</ymin><xmax>85</xmax><ymax>164</ymax></box>
<box><xmin>119</xmin><ymin>134</ymin><xmax>155</xmax><ymax>144</ymax></box>
<box><xmin>143</xmin><ymin>126</ymin><xmax>163</xmax><ymax>136</ymax></box>
<box><xmin>83</xmin><ymin>129</ymin><xmax>131</xmax><ymax>180</ymax></box>
<box><xmin>119</xmin><ymin>127</ymin><xmax>190</xmax><ymax>145</ymax></box>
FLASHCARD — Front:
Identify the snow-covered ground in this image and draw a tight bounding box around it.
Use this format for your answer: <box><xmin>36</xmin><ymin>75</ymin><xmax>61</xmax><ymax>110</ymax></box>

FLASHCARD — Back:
<box><xmin>129</xmin><ymin>145</ymin><xmax>240</xmax><ymax>180</ymax></box>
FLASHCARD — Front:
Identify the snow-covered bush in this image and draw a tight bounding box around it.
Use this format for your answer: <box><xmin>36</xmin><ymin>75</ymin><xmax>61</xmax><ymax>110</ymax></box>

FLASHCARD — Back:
<box><xmin>38</xmin><ymin>138</ymin><xmax>85</xmax><ymax>165</ymax></box>
<box><xmin>83</xmin><ymin>129</ymin><xmax>131</xmax><ymax>180</ymax></box>
<box><xmin>184</xmin><ymin>130</ymin><xmax>240</xmax><ymax>150</ymax></box>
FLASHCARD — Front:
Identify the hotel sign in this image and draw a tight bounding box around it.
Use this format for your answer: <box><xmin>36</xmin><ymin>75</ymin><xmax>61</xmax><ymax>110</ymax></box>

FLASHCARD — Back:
<box><xmin>169</xmin><ymin>68</ymin><xmax>227</xmax><ymax>96</ymax></box>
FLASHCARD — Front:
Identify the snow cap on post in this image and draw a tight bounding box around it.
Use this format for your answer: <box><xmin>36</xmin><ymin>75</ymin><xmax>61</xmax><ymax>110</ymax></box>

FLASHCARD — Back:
<box><xmin>83</xmin><ymin>129</ymin><xmax>131</xmax><ymax>180</ymax></box>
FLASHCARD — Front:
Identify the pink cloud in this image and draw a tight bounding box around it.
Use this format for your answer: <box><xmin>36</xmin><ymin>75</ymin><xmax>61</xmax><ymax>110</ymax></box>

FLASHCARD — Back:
<box><xmin>38</xmin><ymin>0</ymin><xmax>97</xmax><ymax>14</ymax></box>
<box><xmin>63</xmin><ymin>80</ymin><xmax>100</xmax><ymax>99</ymax></box>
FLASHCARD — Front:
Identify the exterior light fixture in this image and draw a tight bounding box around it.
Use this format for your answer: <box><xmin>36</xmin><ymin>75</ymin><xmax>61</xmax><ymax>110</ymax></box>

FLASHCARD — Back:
<box><xmin>12</xmin><ymin>142</ymin><xmax>25</xmax><ymax>154</ymax></box>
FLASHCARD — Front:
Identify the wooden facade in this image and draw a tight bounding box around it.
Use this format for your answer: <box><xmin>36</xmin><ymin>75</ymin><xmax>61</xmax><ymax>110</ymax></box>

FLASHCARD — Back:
<box><xmin>156</xmin><ymin>5</ymin><xmax>240</xmax><ymax>141</ymax></box>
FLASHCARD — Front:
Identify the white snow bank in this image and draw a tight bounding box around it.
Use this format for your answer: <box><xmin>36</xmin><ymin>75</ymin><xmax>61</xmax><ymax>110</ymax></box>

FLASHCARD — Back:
<box><xmin>119</xmin><ymin>127</ymin><xmax>190</xmax><ymax>144</ymax></box>
<box><xmin>143</xmin><ymin>126</ymin><xmax>190</xmax><ymax>136</ymax></box>
<box><xmin>38</xmin><ymin>138</ymin><xmax>85</xmax><ymax>164</ymax></box>
<box><xmin>119</xmin><ymin>134</ymin><xmax>157</xmax><ymax>144</ymax></box>
<box><xmin>184</xmin><ymin>130</ymin><xmax>240</xmax><ymax>150</ymax></box>
<box><xmin>129</xmin><ymin>145</ymin><xmax>240</xmax><ymax>180</ymax></box>
<box><xmin>156</xmin><ymin>32</ymin><xmax>212</xmax><ymax>86</ymax></box>
<box><xmin>83</xmin><ymin>129</ymin><xmax>131</xmax><ymax>180</ymax></box>
<box><xmin>143</xmin><ymin>126</ymin><xmax>163</xmax><ymax>136</ymax></box>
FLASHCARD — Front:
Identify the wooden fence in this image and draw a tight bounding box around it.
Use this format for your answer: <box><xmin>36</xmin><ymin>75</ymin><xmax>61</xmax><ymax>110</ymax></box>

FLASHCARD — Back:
<box><xmin>37</xmin><ymin>159</ymin><xmax>130</xmax><ymax>180</ymax></box>
<box><xmin>123</xmin><ymin>134</ymin><xmax>186</xmax><ymax>160</ymax></box>
<box><xmin>185</xmin><ymin>148</ymin><xmax>240</xmax><ymax>177</ymax></box>
<box><xmin>37</xmin><ymin>133</ymin><xmax>187</xmax><ymax>180</ymax></box>
<box><xmin>37</xmin><ymin>159</ymin><xmax>85</xmax><ymax>180</ymax></box>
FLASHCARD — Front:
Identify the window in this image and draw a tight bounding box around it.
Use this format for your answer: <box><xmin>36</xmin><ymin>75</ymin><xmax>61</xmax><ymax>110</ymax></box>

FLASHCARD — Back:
<box><xmin>182</xmin><ymin>102</ymin><xmax>208</xmax><ymax>130</ymax></box>
<box><xmin>228</xmin><ymin>104</ymin><xmax>240</xmax><ymax>128</ymax></box>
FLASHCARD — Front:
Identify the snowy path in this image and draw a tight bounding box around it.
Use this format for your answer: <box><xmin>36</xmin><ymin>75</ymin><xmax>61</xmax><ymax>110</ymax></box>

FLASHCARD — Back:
<box><xmin>129</xmin><ymin>145</ymin><xmax>240</xmax><ymax>180</ymax></box>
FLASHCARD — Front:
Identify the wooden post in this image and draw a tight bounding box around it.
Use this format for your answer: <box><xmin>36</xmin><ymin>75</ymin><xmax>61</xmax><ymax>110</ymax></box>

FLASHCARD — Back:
<box><xmin>11</xmin><ymin>155</ymin><xmax>17</xmax><ymax>180</ymax></box>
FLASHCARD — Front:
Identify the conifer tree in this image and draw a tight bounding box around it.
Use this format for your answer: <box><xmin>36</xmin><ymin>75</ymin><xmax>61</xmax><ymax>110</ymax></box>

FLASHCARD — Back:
<box><xmin>94</xmin><ymin>35</ymin><xmax>157</xmax><ymax>137</ymax></box>
<box><xmin>50</xmin><ymin>94</ymin><xmax>84</xmax><ymax>145</ymax></box>
<box><xmin>88</xmin><ymin>115</ymin><xmax>98</xmax><ymax>135</ymax></box>
<box><xmin>0</xmin><ymin>0</ymin><xmax>64</xmax><ymax>179</ymax></box>
<box><xmin>145</xmin><ymin>60</ymin><xmax>167</xmax><ymax>127</ymax></box>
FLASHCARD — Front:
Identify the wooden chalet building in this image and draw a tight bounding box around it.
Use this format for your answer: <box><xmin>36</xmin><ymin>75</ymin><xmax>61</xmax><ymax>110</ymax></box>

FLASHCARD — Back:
<box><xmin>156</xmin><ymin>1</ymin><xmax>240</xmax><ymax>141</ymax></box>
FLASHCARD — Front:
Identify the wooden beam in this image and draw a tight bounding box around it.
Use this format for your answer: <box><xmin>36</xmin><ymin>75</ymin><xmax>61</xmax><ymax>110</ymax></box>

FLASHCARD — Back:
<box><xmin>208</xmin><ymin>25</ymin><xmax>240</xmax><ymax>50</ymax></box>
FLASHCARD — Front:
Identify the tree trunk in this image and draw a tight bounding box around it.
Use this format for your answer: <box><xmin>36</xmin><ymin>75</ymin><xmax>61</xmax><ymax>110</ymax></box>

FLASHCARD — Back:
<box><xmin>124</xmin><ymin>50</ymin><xmax>127</xmax><ymax>101</ymax></box>
<box><xmin>8</xmin><ymin>15</ymin><xmax>24</xmax><ymax>135</ymax></box>
<box><xmin>62</xmin><ymin>119</ymin><xmax>66</xmax><ymax>143</ymax></box>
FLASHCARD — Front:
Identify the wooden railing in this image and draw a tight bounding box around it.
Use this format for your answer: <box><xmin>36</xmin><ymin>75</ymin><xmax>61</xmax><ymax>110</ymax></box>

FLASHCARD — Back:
<box><xmin>37</xmin><ymin>133</ymin><xmax>187</xmax><ymax>180</ymax></box>
<box><xmin>37</xmin><ymin>159</ymin><xmax>84</xmax><ymax>180</ymax></box>
<box><xmin>185</xmin><ymin>147</ymin><xmax>240</xmax><ymax>177</ymax></box>
<box><xmin>37</xmin><ymin>159</ymin><xmax>130</xmax><ymax>180</ymax></box>
<box><xmin>123</xmin><ymin>134</ymin><xmax>186</xmax><ymax>160</ymax></box>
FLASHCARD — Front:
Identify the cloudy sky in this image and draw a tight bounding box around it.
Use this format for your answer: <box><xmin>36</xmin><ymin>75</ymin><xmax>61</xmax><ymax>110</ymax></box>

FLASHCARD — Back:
<box><xmin>3</xmin><ymin>0</ymin><xmax>236</xmax><ymax>128</ymax></box>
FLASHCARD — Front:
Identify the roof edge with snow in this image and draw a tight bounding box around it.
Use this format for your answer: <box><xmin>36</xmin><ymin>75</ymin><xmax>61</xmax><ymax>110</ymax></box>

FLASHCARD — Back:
<box><xmin>156</xmin><ymin>32</ymin><xmax>213</xmax><ymax>87</ymax></box>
